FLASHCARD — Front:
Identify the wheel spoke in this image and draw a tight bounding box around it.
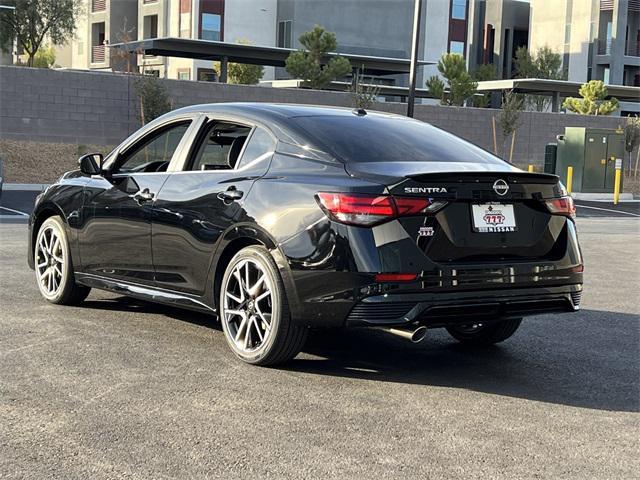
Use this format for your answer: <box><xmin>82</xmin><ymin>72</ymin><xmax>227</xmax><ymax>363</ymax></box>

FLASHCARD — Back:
<box><xmin>249</xmin><ymin>274</ymin><xmax>265</xmax><ymax>297</ymax></box>
<box><xmin>52</xmin><ymin>236</ymin><xmax>60</xmax><ymax>256</ymax></box>
<box><xmin>257</xmin><ymin>312</ymin><xmax>272</xmax><ymax>333</ymax></box>
<box><xmin>255</xmin><ymin>290</ymin><xmax>271</xmax><ymax>303</ymax></box>
<box><xmin>40</xmin><ymin>236</ymin><xmax>49</xmax><ymax>255</ymax></box>
<box><xmin>234</xmin><ymin>315</ymin><xmax>248</xmax><ymax>343</ymax></box>
<box><xmin>225</xmin><ymin>291</ymin><xmax>243</xmax><ymax>304</ymax></box>
<box><xmin>252</xmin><ymin>317</ymin><xmax>264</xmax><ymax>343</ymax></box>
<box><xmin>243</xmin><ymin>319</ymin><xmax>252</xmax><ymax>350</ymax></box>
<box><xmin>232</xmin><ymin>267</ymin><xmax>246</xmax><ymax>299</ymax></box>
<box><xmin>244</xmin><ymin>262</ymin><xmax>251</xmax><ymax>295</ymax></box>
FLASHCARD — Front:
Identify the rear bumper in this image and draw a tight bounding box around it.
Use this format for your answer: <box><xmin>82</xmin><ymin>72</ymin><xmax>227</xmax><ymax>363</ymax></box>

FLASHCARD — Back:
<box><xmin>345</xmin><ymin>284</ymin><xmax>582</xmax><ymax>328</ymax></box>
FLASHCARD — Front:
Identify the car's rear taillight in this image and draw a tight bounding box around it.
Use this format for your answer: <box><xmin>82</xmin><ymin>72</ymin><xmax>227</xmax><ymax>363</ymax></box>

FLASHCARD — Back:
<box><xmin>545</xmin><ymin>196</ymin><xmax>576</xmax><ymax>219</ymax></box>
<box><xmin>316</xmin><ymin>192</ymin><xmax>446</xmax><ymax>226</ymax></box>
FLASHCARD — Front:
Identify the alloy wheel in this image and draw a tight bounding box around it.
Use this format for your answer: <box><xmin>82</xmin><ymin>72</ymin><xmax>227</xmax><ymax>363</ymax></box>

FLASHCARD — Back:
<box><xmin>36</xmin><ymin>226</ymin><xmax>65</xmax><ymax>297</ymax></box>
<box><xmin>223</xmin><ymin>258</ymin><xmax>275</xmax><ymax>353</ymax></box>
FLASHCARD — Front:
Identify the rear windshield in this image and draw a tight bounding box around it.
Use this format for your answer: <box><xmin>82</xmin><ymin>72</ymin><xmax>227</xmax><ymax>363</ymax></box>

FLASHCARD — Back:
<box><xmin>294</xmin><ymin>114</ymin><xmax>507</xmax><ymax>165</ymax></box>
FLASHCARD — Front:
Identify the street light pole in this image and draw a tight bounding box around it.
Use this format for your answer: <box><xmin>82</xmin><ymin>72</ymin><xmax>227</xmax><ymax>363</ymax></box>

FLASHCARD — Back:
<box><xmin>407</xmin><ymin>0</ymin><xmax>423</xmax><ymax>118</ymax></box>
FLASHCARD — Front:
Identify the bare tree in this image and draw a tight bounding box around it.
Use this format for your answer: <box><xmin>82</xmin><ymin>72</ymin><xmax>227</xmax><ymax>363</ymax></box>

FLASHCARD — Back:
<box><xmin>348</xmin><ymin>66</ymin><xmax>381</xmax><ymax>109</ymax></box>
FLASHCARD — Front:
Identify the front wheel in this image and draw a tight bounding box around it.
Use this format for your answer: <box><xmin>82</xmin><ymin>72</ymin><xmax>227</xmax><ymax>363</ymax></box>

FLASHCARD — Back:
<box><xmin>34</xmin><ymin>216</ymin><xmax>90</xmax><ymax>305</ymax></box>
<box><xmin>219</xmin><ymin>246</ymin><xmax>307</xmax><ymax>366</ymax></box>
<box><xmin>446</xmin><ymin>318</ymin><xmax>522</xmax><ymax>346</ymax></box>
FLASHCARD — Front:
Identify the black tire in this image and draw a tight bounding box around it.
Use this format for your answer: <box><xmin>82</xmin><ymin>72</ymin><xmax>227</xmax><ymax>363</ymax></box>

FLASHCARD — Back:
<box><xmin>446</xmin><ymin>318</ymin><xmax>522</xmax><ymax>346</ymax></box>
<box><xmin>219</xmin><ymin>245</ymin><xmax>307</xmax><ymax>366</ymax></box>
<box><xmin>34</xmin><ymin>216</ymin><xmax>91</xmax><ymax>305</ymax></box>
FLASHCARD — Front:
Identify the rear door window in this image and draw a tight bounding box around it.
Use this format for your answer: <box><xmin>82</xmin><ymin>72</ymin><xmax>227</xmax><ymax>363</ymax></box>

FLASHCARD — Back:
<box><xmin>236</xmin><ymin>127</ymin><xmax>276</xmax><ymax>170</ymax></box>
<box><xmin>188</xmin><ymin>122</ymin><xmax>252</xmax><ymax>171</ymax></box>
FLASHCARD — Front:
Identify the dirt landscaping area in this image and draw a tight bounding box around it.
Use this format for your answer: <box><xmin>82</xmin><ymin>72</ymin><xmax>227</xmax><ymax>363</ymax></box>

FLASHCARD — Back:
<box><xmin>0</xmin><ymin>140</ymin><xmax>113</xmax><ymax>184</ymax></box>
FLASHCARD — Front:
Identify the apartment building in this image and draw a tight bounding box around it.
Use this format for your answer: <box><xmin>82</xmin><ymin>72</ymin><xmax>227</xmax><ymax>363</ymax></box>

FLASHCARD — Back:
<box><xmin>529</xmin><ymin>0</ymin><xmax>639</xmax><ymax>86</ymax></box>
<box><xmin>467</xmin><ymin>0</ymin><xmax>530</xmax><ymax>77</ymax></box>
<box><xmin>60</xmin><ymin>0</ymin><xmax>278</xmax><ymax>80</ymax></box>
<box><xmin>56</xmin><ymin>0</ymin><xmax>475</xmax><ymax>88</ymax></box>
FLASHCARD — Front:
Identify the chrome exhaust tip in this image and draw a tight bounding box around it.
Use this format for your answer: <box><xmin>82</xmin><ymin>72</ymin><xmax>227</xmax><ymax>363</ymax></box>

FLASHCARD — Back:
<box><xmin>378</xmin><ymin>325</ymin><xmax>428</xmax><ymax>343</ymax></box>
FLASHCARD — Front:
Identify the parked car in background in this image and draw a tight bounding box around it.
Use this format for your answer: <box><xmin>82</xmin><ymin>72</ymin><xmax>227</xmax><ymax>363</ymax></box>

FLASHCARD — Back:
<box><xmin>27</xmin><ymin>103</ymin><xmax>583</xmax><ymax>365</ymax></box>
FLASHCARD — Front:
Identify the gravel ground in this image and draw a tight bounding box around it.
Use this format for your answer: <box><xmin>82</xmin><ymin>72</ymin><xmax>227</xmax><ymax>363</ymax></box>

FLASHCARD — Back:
<box><xmin>0</xmin><ymin>218</ymin><xmax>638</xmax><ymax>479</ymax></box>
<box><xmin>0</xmin><ymin>140</ymin><xmax>113</xmax><ymax>184</ymax></box>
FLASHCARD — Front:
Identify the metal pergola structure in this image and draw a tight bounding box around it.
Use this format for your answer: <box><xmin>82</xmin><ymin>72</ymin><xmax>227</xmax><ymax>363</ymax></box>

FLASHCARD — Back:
<box><xmin>111</xmin><ymin>36</ymin><xmax>434</xmax><ymax>79</ymax></box>
<box><xmin>475</xmin><ymin>78</ymin><xmax>640</xmax><ymax>112</ymax></box>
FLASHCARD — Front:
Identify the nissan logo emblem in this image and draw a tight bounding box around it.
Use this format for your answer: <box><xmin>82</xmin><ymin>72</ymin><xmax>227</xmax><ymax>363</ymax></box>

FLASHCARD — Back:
<box><xmin>493</xmin><ymin>179</ymin><xmax>509</xmax><ymax>196</ymax></box>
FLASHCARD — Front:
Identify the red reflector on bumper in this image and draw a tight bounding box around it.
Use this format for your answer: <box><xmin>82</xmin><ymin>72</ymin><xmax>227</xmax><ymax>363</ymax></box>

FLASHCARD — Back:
<box><xmin>375</xmin><ymin>273</ymin><xmax>418</xmax><ymax>283</ymax></box>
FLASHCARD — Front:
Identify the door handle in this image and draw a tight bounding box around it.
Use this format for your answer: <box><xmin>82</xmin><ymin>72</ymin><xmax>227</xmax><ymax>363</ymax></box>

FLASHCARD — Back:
<box><xmin>217</xmin><ymin>187</ymin><xmax>244</xmax><ymax>202</ymax></box>
<box><xmin>133</xmin><ymin>188</ymin><xmax>155</xmax><ymax>204</ymax></box>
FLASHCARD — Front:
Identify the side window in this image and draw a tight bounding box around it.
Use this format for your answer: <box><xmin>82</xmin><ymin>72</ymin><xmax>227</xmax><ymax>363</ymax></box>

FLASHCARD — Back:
<box><xmin>236</xmin><ymin>127</ymin><xmax>276</xmax><ymax>170</ymax></box>
<box><xmin>189</xmin><ymin>122</ymin><xmax>252</xmax><ymax>171</ymax></box>
<box><xmin>116</xmin><ymin>121</ymin><xmax>191</xmax><ymax>174</ymax></box>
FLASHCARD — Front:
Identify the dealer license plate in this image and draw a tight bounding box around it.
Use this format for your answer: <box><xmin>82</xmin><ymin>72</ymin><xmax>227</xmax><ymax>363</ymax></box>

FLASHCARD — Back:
<box><xmin>472</xmin><ymin>203</ymin><xmax>517</xmax><ymax>232</ymax></box>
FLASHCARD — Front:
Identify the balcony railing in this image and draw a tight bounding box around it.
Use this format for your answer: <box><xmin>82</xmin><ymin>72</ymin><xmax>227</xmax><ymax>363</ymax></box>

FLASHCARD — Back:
<box><xmin>92</xmin><ymin>0</ymin><xmax>106</xmax><ymax>12</ymax></box>
<box><xmin>625</xmin><ymin>43</ymin><xmax>640</xmax><ymax>57</ymax></box>
<box><xmin>91</xmin><ymin>45</ymin><xmax>105</xmax><ymax>63</ymax></box>
<box><xmin>596</xmin><ymin>38</ymin><xmax>613</xmax><ymax>55</ymax></box>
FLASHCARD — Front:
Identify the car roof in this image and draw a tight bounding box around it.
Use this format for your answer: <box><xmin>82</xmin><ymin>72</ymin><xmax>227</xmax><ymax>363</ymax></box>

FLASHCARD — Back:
<box><xmin>168</xmin><ymin>102</ymin><xmax>406</xmax><ymax>124</ymax></box>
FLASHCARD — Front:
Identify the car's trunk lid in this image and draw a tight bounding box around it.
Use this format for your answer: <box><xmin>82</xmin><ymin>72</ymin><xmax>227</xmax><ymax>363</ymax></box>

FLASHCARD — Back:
<box><xmin>347</xmin><ymin>161</ymin><xmax>566</xmax><ymax>263</ymax></box>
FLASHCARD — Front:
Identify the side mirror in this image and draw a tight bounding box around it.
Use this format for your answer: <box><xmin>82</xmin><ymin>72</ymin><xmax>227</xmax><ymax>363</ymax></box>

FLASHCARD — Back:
<box><xmin>78</xmin><ymin>153</ymin><xmax>103</xmax><ymax>176</ymax></box>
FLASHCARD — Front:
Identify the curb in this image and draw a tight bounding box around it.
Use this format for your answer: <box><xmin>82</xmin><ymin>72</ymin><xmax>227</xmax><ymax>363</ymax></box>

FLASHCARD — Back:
<box><xmin>571</xmin><ymin>192</ymin><xmax>635</xmax><ymax>202</ymax></box>
<box><xmin>2</xmin><ymin>184</ymin><xmax>50</xmax><ymax>191</ymax></box>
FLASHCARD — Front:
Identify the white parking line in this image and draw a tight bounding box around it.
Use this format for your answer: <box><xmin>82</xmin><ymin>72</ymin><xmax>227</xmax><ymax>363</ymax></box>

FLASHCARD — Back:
<box><xmin>577</xmin><ymin>205</ymin><xmax>640</xmax><ymax>217</ymax></box>
<box><xmin>0</xmin><ymin>206</ymin><xmax>29</xmax><ymax>217</ymax></box>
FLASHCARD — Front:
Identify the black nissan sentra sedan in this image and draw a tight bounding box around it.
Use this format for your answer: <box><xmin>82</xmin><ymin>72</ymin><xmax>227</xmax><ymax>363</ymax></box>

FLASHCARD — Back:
<box><xmin>28</xmin><ymin>103</ymin><xmax>583</xmax><ymax>365</ymax></box>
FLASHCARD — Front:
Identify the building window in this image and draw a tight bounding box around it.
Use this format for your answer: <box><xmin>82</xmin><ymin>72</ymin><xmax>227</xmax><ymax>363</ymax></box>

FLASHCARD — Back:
<box><xmin>198</xmin><ymin>68</ymin><xmax>218</xmax><ymax>82</ymax></box>
<box><xmin>603</xmin><ymin>66</ymin><xmax>610</xmax><ymax>84</ymax></box>
<box><xmin>143</xmin><ymin>15</ymin><xmax>158</xmax><ymax>40</ymax></box>
<box><xmin>179</xmin><ymin>0</ymin><xmax>192</xmax><ymax>38</ymax></box>
<box><xmin>449</xmin><ymin>41</ymin><xmax>465</xmax><ymax>56</ymax></box>
<box><xmin>91</xmin><ymin>0</ymin><xmax>106</xmax><ymax>13</ymax></box>
<box><xmin>177</xmin><ymin>68</ymin><xmax>191</xmax><ymax>80</ymax></box>
<box><xmin>451</xmin><ymin>0</ymin><xmax>467</xmax><ymax>20</ymax></box>
<box><xmin>277</xmin><ymin>20</ymin><xmax>293</xmax><ymax>48</ymax></box>
<box><xmin>201</xmin><ymin>13</ymin><xmax>221</xmax><ymax>41</ymax></box>
<box><xmin>91</xmin><ymin>22</ymin><xmax>106</xmax><ymax>63</ymax></box>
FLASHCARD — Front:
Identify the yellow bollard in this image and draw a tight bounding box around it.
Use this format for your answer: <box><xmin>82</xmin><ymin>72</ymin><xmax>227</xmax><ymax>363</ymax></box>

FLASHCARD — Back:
<box><xmin>528</xmin><ymin>164</ymin><xmax>534</xmax><ymax>172</ymax></box>
<box><xmin>613</xmin><ymin>167</ymin><xmax>622</xmax><ymax>205</ymax></box>
<box><xmin>567</xmin><ymin>166</ymin><xmax>573</xmax><ymax>194</ymax></box>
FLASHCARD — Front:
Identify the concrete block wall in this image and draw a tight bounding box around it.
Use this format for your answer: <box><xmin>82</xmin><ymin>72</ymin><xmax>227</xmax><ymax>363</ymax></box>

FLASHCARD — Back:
<box><xmin>0</xmin><ymin>66</ymin><xmax>628</xmax><ymax>168</ymax></box>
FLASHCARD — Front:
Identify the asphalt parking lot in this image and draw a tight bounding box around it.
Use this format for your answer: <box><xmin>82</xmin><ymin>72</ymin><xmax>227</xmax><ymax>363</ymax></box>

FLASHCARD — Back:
<box><xmin>1</xmin><ymin>214</ymin><xmax>639</xmax><ymax>478</ymax></box>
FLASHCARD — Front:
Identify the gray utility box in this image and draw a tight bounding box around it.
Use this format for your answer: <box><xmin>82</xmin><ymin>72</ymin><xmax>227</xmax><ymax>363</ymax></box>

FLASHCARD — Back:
<box><xmin>555</xmin><ymin>127</ymin><xmax>625</xmax><ymax>193</ymax></box>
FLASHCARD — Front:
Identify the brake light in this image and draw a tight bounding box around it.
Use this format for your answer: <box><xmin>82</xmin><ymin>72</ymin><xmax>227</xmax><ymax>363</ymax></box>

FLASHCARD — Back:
<box><xmin>375</xmin><ymin>273</ymin><xmax>418</xmax><ymax>283</ymax></box>
<box><xmin>316</xmin><ymin>193</ymin><xmax>446</xmax><ymax>226</ymax></box>
<box><xmin>545</xmin><ymin>196</ymin><xmax>576</xmax><ymax>219</ymax></box>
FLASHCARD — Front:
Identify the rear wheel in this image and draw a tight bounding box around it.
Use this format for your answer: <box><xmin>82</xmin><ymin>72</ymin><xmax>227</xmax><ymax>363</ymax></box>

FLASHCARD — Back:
<box><xmin>35</xmin><ymin>216</ymin><xmax>90</xmax><ymax>305</ymax></box>
<box><xmin>446</xmin><ymin>318</ymin><xmax>522</xmax><ymax>346</ymax></box>
<box><xmin>219</xmin><ymin>246</ymin><xmax>307</xmax><ymax>366</ymax></box>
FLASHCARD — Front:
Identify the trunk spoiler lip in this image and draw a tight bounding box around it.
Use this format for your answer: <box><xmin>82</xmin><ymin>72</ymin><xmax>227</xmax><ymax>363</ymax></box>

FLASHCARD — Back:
<box><xmin>405</xmin><ymin>171</ymin><xmax>560</xmax><ymax>184</ymax></box>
